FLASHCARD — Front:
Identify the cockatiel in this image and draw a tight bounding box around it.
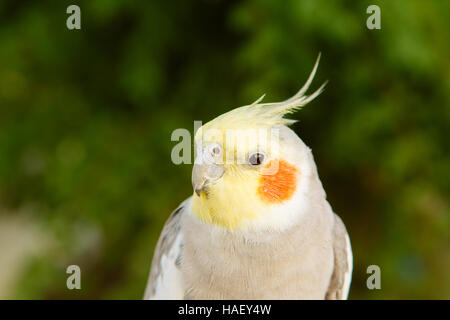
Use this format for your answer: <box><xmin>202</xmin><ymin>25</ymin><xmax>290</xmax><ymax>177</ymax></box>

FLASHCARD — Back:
<box><xmin>144</xmin><ymin>55</ymin><xmax>352</xmax><ymax>300</ymax></box>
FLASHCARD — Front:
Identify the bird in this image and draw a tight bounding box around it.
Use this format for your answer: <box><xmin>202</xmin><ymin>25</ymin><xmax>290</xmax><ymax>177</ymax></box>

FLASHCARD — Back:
<box><xmin>144</xmin><ymin>54</ymin><xmax>353</xmax><ymax>300</ymax></box>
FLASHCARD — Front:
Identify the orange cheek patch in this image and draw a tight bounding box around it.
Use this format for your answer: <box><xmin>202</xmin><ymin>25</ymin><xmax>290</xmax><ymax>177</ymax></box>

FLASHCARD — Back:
<box><xmin>257</xmin><ymin>160</ymin><xmax>298</xmax><ymax>203</ymax></box>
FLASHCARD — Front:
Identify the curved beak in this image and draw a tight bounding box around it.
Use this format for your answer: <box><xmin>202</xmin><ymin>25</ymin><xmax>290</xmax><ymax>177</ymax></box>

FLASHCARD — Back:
<box><xmin>192</xmin><ymin>162</ymin><xmax>224</xmax><ymax>196</ymax></box>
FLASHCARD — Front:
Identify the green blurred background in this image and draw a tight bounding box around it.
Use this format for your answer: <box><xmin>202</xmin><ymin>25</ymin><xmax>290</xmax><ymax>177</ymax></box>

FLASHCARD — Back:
<box><xmin>0</xmin><ymin>0</ymin><xmax>449</xmax><ymax>299</ymax></box>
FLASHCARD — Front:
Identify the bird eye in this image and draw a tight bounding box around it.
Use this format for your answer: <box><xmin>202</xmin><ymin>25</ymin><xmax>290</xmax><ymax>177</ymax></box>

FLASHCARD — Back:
<box><xmin>212</xmin><ymin>146</ymin><xmax>221</xmax><ymax>155</ymax></box>
<box><xmin>248</xmin><ymin>152</ymin><xmax>265</xmax><ymax>166</ymax></box>
<box><xmin>208</xmin><ymin>143</ymin><xmax>222</xmax><ymax>156</ymax></box>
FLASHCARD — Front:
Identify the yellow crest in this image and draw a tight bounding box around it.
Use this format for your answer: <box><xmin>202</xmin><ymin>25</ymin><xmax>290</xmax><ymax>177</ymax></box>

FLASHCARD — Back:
<box><xmin>196</xmin><ymin>54</ymin><xmax>327</xmax><ymax>139</ymax></box>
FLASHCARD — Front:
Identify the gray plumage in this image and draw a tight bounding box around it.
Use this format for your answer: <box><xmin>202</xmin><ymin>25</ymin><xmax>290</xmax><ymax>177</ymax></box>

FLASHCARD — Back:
<box><xmin>144</xmin><ymin>148</ymin><xmax>352</xmax><ymax>299</ymax></box>
<box><xmin>144</xmin><ymin>57</ymin><xmax>352</xmax><ymax>299</ymax></box>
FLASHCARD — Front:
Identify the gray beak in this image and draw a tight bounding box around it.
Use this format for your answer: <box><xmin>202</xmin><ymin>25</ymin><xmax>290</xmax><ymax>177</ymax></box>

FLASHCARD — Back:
<box><xmin>192</xmin><ymin>162</ymin><xmax>224</xmax><ymax>196</ymax></box>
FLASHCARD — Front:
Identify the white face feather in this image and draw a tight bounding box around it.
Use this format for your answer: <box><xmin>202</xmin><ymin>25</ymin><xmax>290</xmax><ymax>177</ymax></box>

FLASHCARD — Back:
<box><xmin>237</xmin><ymin>126</ymin><xmax>318</xmax><ymax>232</ymax></box>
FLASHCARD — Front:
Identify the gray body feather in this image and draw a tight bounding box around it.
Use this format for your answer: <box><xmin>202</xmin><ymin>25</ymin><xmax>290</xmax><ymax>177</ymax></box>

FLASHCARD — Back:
<box><xmin>144</xmin><ymin>197</ymin><xmax>352</xmax><ymax>299</ymax></box>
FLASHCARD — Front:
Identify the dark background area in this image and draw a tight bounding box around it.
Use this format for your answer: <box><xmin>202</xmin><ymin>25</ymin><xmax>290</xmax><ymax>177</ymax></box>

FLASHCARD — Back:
<box><xmin>0</xmin><ymin>0</ymin><xmax>448</xmax><ymax>299</ymax></box>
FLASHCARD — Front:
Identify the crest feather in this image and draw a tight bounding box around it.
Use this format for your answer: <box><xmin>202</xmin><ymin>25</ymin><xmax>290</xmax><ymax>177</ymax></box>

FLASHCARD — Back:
<box><xmin>199</xmin><ymin>54</ymin><xmax>326</xmax><ymax>135</ymax></box>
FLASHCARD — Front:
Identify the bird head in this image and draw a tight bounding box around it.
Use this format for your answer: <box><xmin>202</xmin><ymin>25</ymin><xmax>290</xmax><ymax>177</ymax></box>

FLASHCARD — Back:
<box><xmin>191</xmin><ymin>55</ymin><xmax>327</xmax><ymax>231</ymax></box>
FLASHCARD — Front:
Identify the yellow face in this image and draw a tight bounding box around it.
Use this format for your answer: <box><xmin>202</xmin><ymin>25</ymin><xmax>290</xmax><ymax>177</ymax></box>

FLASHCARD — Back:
<box><xmin>192</xmin><ymin>163</ymin><xmax>261</xmax><ymax>229</ymax></box>
<box><xmin>191</xmin><ymin>127</ymin><xmax>299</xmax><ymax>230</ymax></box>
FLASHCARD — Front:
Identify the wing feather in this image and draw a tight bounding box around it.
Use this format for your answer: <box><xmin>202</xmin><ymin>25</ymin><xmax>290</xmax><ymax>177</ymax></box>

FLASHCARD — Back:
<box><xmin>325</xmin><ymin>214</ymin><xmax>353</xmax><ymax>300</ymax></box>
<box><xmin>143</xmin><ymin>198</ymin><xmax>190</xmax><ymax>299</ymax></box>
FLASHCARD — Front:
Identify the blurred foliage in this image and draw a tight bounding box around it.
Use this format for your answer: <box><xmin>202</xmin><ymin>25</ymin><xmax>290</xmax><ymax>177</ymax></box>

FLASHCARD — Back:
<box><xmin>0</xmin><ymin>0</ymin><xmax>449</xmax><ymax>299</ymax></box>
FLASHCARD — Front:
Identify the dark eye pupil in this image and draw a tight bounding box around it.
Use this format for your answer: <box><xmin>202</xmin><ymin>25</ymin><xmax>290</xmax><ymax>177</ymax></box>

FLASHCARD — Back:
<box><xmin>249</xmin><ymin>153</ymin><xmax>264</xmax><ymax>165</ymax></box>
